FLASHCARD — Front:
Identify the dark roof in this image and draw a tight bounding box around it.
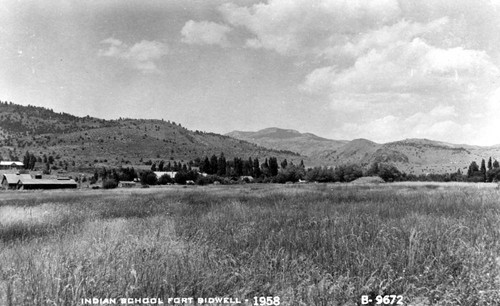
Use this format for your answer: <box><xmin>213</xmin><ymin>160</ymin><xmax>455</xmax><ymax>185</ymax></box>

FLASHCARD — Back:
<box><xmin>19</xmin><ymin>179</ymin><xmax>77</xmax><ymax>185</ymax></box>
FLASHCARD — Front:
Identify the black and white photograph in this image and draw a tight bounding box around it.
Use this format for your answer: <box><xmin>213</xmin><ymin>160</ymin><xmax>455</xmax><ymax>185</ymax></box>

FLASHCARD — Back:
<box><xmin>1</xmin><ymin>0</ymin><xmax>500</xmax><ymax>305</ymax></box>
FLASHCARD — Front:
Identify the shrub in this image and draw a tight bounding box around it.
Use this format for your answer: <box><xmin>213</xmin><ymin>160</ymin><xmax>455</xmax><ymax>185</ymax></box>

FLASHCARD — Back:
<box><xmin>174</xmin><ymin>170</ymin><xmax>198</xmax><ymax>185</ymax></box>
<box><xmin>275</xmin><ymin>165</ymin><xmax>305</xmax><ymax>183</ymax></box>
<box><xmin>196</xmin><ymin>175</ymin><xmax>229</xmax><ymax>185</ymax></box>
<box><xmin>102</xmin><ymin>178</ymin><xmax>118</xmax><ymax>189</ymax></box>
<box><xmin>140</xmin><ymin>170</ymin><xmax>158</xmax><ymax>185</ymax></box>
<box><xmin>158</xmin><ymin>174</ymin><xmax>173</xmax><ymax>185</ymax></box>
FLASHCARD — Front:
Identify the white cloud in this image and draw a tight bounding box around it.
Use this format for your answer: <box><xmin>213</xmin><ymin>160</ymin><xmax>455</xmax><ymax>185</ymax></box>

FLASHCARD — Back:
<box><xmin>219</xmin><ymin>0</ymin><xmax>401</xmax><ymax>56</ymax></box>
<box><xmin>181</xmin><ymin>20</ymin><xmax>231</xmax><ymax>47</ymax></box>
<box><xmin>328</xmin><ymin>17</ymin><xmax>449</xmax><ymax>59</ymax></box>
<box><xmin>301</xmin><ymin>38</ymin><xmax>499</xmax><ymax>113</ymax></box>
<box><xmin>99</xmin><ymin>38</ymin><xmax>168</xmax><ymax>73</ymax></box>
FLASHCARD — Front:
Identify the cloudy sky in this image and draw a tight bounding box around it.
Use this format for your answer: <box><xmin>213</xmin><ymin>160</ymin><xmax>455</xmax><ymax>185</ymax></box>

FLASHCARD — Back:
<box><xmin>2</xmin><ymin>0</ymin><xmax>500</xmax><ymax>145</ymax></box>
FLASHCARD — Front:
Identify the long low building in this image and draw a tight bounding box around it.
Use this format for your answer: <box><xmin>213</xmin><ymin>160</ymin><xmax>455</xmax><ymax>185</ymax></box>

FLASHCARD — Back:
<box><xmin>18</xmin><ymin>178</ymin><xmax>77</xmax><ymax>190</ymax></box>
<box><xmin>1</xmin><ymin>173</ymin><xmax>78</xmax><ymax>190</ymax></box>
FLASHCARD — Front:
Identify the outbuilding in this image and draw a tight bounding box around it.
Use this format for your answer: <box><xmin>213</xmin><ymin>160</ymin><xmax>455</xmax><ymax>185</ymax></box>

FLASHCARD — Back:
<box><xmin>0</xmin><ymin>161</ymin><xmax>24</xmax><ymax>170</ymax></box>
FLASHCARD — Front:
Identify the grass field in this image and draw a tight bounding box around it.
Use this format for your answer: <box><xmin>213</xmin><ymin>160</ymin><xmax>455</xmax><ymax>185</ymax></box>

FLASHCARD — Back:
<box><xmin>1</xmin><ymin>183</ymin><xmax>500</xmax><ymax>305</ymax></box>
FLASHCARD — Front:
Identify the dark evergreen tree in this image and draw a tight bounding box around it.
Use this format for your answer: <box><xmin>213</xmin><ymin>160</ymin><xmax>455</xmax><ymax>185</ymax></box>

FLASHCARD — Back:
<box><xmin>494</xmin><ymin>160</ymin><xmax>500</xmax><ymax>169</ymax></box>
<box><xmin>151</xmin><ymin>163</ymin><xmax>157</xmax><ymax>171</ymax></box>
<box><xmin>299</xmin><ymin>160</ymin><xmax>305</xmax><ymax>168</ymax></box>
<box><xmin>234</xmin><ymin>157</ymin><xmax>243</xmax><ymax>176</ymax></box>
<box><xmin>481</xmin><ymin>159</ymin><xmax>487</xmax><ymax>181</ymax></box>
<box><xmin>269</xmin><ymin>157</ymin><xmax>279</xmax><ymax>176</ymax></box>
<box><xmin>158</xmin><ymin>160</ymin><xmax>164</xmax><ymax>171</ymax></box>
<box><xmin>467</xmin><ymin>161</ymin><xmax>479</xmax><ymax>177</ymax></box>
<box><xmin>253</xmin><ymin>158</ymin><xmax>261</xmax><ymax>178</ymax></box>
<box><xmin>261</xmin><ymin>158</ymin><xmax>270</xmax><ymax>177</ymax></box>
<box><xmin>281</xmin><ymin>159</ymin><xmax>288</xmax><ymax>169</ymax></box>
<box><xmin>200</xmin><ymin>156</ymin><xmax>210</xmax><ymax>174</ymax></box>
<box><xmin>488</xmin><ymin>157</ymin><xmax>493</xmax><ymax>170</ymax></box>
<box><xmin>210</xmin><ymin>154</ymin><xmax>218</xmax><ymax>175</ymax></box>
<box><xmin>247</xmin><ymin>157</ymin><xmax>254</xmax><ymax>175</ymax></box>
<box><xmin>217</xmin><ymin>153</ymin><xmax>226</xmax><ymax>176</ymax></box>
<box><xmin>23</xmin><ymin>151</ymin><xmax>30</xmax><ymax>169</ymax></box>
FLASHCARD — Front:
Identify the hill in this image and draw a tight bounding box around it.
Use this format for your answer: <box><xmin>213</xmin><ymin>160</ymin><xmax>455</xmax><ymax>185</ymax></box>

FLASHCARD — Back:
<box><xmin>0</xmin><ymin>102</ymin><xmax>303</xmax><ymax>172</ymax></box>
<box><xmin>228</xmin><ymin>127</ymin><xmax>500</xmax><ymax>174</ymax></box>
<box><xmin>226</xmin><ymin>127</ymin><xmax>348</xmax><ymax>157</ymax></box>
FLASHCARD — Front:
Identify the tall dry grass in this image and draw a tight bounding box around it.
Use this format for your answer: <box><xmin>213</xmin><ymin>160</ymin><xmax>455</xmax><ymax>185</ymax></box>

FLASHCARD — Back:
<box><xmin>1</xmin><ymin>184</ymin><xmax>499</xmax><ymax>305</ymax></box>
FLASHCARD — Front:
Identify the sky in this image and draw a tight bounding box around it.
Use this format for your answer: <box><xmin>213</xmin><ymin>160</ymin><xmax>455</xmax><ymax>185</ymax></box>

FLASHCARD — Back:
<box><xmin>1</xmin><ymin>0</ymin><xmax>500</xmax><ymax>145</ymax></box>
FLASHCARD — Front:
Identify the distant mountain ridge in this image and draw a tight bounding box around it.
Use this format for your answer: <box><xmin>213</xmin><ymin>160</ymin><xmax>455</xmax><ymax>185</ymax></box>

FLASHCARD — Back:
<box><xmin>227</xmin><ymin>128</ymin><xmax>500</xmax><ymax>174</ymax></box>
<box><xmin>226</xmin><ymin>127</ymin><xmax>348</xmax><ymax>158</ymax></box>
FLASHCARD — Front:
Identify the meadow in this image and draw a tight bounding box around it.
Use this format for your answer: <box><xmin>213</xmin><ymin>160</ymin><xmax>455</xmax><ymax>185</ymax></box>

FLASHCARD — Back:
<box><xmin>1</xmin><ymin>183</ymin><xmax>500</xmax><ymax>305</ymax></box>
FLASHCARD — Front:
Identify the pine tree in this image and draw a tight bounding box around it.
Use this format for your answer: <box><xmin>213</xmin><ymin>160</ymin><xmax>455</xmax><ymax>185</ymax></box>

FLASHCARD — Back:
<box><xmin>29</xmin><ymin>154</ymin><xmax>36</xmax><ymax>170</ymax></box>
<box><xmin>494</xmin><ymin>160</ymin><xmax>500</xmax><ymax>169</ymax></box>
<box><xmin>481</xmin><ymin>159</ymin><xmax>486</xmax><ymax>179</ymax></box>
<box><xmin>253</xmin><ymin>158</ymin><xmax>261</xmax><ymax>178</ymax></box>
<box><xmin>269</xmin><ymin>157</ymin><xmax>279</xmax><ymax>176</ymax></box>
<box><xmin>281</xmin><ymin>159</ymin><xmax>288</xmax><ymax>169</ymax></box>
<box><xmin>210</xmin><ymin>154</ymin><xmax>218</xmax><ymax>175</ymax></box>
<box><xmin>488</xmin><ymin>157</ymin><xmax>493</xmax><ymax>170</ymax></box>
<box><xmin>217</xmin><ymin>153</ymin><xmax>226</xmax><ymax>176</ymax></box>
<box><xmin>234</xmin><ymin>157</ymin><xmax>243</xmax><ymax>176</ymax></box>
<box><xmin>467</xmin><ymin>161</ymin><xmax>479</xmax><ymax>177</ymax></box>
<box><xmin>23</xmin><ymin>151</ymin><xmax>30</xmax><ymax>169</ymax></box>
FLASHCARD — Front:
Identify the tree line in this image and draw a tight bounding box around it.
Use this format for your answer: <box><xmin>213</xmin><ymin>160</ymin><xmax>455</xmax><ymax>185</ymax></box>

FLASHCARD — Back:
<box><xmin>13</xmin><ymin>150</ymin><xmax>500</xmax><ymax>187</ymax></box>
<box><xmin>465</xmin><ymin>157</ymin><xmax>500</xmax><ymax>182</ymax></box>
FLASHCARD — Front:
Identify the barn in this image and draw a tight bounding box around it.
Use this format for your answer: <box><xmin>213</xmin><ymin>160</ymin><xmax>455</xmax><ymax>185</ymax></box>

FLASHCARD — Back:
<box><xmin>1</xmin><ymin>173</ymin><xmax>32</xmax><ymax>190</ymax></box>
<box><xmin>17</xmin><ymin>178</ymin><xmax>78</xmax><ymax>190</ymax></box>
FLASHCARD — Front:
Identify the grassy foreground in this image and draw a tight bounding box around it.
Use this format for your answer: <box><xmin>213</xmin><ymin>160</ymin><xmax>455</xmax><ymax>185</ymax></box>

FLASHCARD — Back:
<box><xmin>1</xmin><ymin>184</ymin><xmax>500</xmax><ymax>305</ymax></box>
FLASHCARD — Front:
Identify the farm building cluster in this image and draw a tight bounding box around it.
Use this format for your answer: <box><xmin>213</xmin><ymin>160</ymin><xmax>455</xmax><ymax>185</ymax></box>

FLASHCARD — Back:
<box><xmin>1</xmin><ymin>161</ymin><xmax>78</xmax><ymax>190</ymax></box>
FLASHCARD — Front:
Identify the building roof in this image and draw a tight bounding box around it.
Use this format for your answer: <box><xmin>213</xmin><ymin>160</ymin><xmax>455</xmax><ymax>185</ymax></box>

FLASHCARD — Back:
<box><xmin>0</xmin><ymin>161</ymin><xmax>24</xmax><ymax>166</ymax></box>
<box><xmin>19</xmin><ymin>178</ymin><xmax>77</xmax><ymax>185</ymax></box>
<box><xmin>154</xmin><ymin>171</ymin><xmax>177</xmax><ymax>178</ymax></box>
<box><xmin>2</xmin><ymin>174</ymin><xmax>32</xmax><ymax>184</ymax></box>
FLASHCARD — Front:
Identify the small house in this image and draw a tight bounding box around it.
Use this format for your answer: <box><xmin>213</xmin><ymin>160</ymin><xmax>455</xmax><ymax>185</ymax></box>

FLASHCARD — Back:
<box><xmin>0</xmin><ymin>161</ymin><xmax>24</xmax><ymax>170</ymax></box>
<box><xmin>119</xmin><ymin>181</ymin><xmax>136</xmax><ymax>188</ymax></box>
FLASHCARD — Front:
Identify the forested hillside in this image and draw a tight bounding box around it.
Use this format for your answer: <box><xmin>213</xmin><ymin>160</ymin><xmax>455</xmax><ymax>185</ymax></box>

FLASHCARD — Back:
<box><xmin>0</xmin><ymin>101</ymin><xmax>303</xmax><ymax>171</ymax></box>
